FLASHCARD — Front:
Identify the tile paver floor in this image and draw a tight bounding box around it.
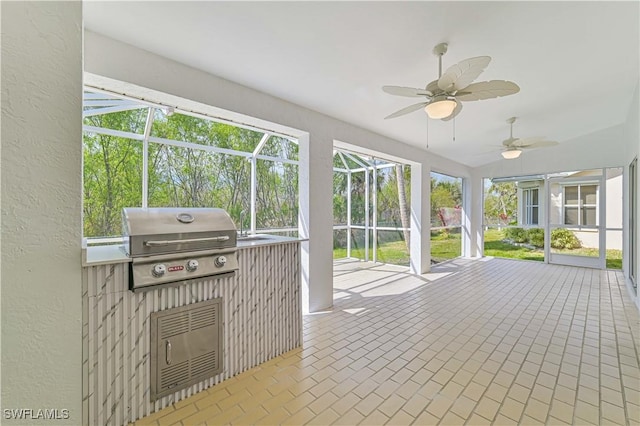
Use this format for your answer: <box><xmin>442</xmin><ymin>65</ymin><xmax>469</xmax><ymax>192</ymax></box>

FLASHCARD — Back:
<box><xmin>132</xmin><ymin>258</ymin><xmax>640</xmax><ymax>425</ymax></box>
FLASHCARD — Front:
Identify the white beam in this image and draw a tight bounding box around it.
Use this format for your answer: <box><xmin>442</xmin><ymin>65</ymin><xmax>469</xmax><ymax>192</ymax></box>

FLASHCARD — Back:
<box><xmin>83</xmin><ymin>104</ymin><xmax>146</xmax><ymax>117</ymax></box>
<box><xmin>147</xmin><ymin>135</ymin><xmax>252</xmax><ymax>157</ymax></box>
<box><xmin>252</xmin><ymin>132</ymin><xmax>271</xmax><ymax>156</ymax></box>
<box><xmin>82</xmin><ymin>125</ymin><xmax>145</xmax><ymax>140</ymax></box>
<box><xmin>141</xmin><ymin>107</ymin><xmax>155</xmax><ymax>207</ymax></box>
<box><xmin>410</xmin><ymin>163</ymin><xmax>431</xmax><ymax>274</ymax></box>
<box><xmin>463</xmin><ymin>172</ymin><xmax>485</xmax><ymax>258</ymax></box>
<box><xmin>364</xmin><ymin>167</ymin><xmax>370</xmax><ymax>261</ymax></box>
<box><xmin>344</xmin><ymin>152</ymin><xmax>368</xmax><ymax>169</ymax></box>
<box><xmin>372</xmin><ymin>160</ymin><xmax>378</xmax><ymax>263</ymax></box>
<box><xmin>255</xmin><ymin>154</ymin><xmax>298</xmax><ymax>166</ymax></box>
<box><xmin>338</xmin><ymin>151</ymin><xmax>349</xmax><ymax>169</ymax></box>
<box><xmin>299</xmin><ymin>133</ymin><xmax>333</xmax><ymax>313</ymax></box>
<box><xmin>250</xmin><ymin>156</ymin><xmax>257</xmax><ymax>234</ymax></box>
<box><xmin>347</xmin><ymin>171</ymin><xmax>352</xmax><ymax>258</ymax></box>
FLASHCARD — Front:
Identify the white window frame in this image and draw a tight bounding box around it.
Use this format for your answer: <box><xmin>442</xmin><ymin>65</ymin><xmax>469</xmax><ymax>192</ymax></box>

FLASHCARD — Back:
<box><xmin>522</xmin><ymin>187</ymin><xmax>539</xmax><ymax>226</ymax></box>
<box><xmin>562</xmin><ymin>183</ymin><xmax>599</xmax><ymax>227</ymax></box>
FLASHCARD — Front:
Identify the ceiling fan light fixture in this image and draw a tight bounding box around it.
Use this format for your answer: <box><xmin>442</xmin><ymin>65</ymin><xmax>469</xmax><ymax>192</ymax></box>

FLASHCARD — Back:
<box><xmin>425</xmin><ymin>98</ymin><xmax>457</xmax><ymax>119</ymax></box>
<box><xmin>501</xmin><ymin>148</ymin><xmax>522</xmax><ymax>159</ymax></box>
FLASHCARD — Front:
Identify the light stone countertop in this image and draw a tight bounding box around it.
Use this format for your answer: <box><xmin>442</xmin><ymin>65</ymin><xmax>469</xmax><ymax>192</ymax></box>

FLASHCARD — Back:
<box><xmin>82</xmin><ymin>234</ymin><xmax>306</xmax><ymax>267</ymax></box>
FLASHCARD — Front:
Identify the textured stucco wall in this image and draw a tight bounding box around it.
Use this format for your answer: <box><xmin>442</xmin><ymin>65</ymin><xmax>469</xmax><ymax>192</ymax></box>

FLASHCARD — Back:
<box><xmin>1</xmin><ymin>2</ymin><xmax>83</xmax><ymax>423</ymax></box>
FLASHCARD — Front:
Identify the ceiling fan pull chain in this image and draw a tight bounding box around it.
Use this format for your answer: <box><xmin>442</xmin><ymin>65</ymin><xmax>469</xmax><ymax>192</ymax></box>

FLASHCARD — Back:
<box><xmin>453</xmin><ymin>116</ymin><xmax>456</xmax><ymax>142</ymax></box>
<box><xmin>426</xmin><ymin>116</ymin><xmax>430</xmax><ymax>149</ymax></box>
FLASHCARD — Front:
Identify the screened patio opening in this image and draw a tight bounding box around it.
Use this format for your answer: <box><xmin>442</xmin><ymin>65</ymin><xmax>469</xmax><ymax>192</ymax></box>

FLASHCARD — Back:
<box><xmin>332</xmin><ymin>150</ymin><xmax>411</xmax><ymax>266</ymax></box>
<box><xmin>82</xmin><ymin>88</ymin><xmax>300</xmax><ymax>244</ymax></box>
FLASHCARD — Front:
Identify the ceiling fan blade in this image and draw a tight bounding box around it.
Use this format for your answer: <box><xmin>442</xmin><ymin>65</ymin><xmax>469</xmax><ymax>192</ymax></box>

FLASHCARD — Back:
<box><xmin>441</xmin><ymin>99</ymin><xmax>463</xmax><ymax>121</ymax></box>
<box><xmin>502</xmin><ymin>137</ymin><xmax>519</xmax><ymax>147</ymax></box>
<box><xmin>517</xmin><ymin>139</ymin><xmax>559</xmax><ymax>149</ymax></box>
<box><xmin>508</xmin><ymin>137</ymin><xmax>544</xmax><ymax>147</ymax></box>
<box><xmin>455</xmin><ymin>80</ymin><xmax>520</xmax><ymax>101</ymax></box>
<box><xmin>382</xmin><ymin>86</ymin><xmax>432</xmax><ymax>97</ymax></box>
<box><xmin>438</xmin><ymin>56</ymin><xmax>491</xmax><ymax>92</ymax></box>
<box><xmin>384</xmin><ymin>101</ymin><xmax>429</xmax><ymax>119</ymax></box>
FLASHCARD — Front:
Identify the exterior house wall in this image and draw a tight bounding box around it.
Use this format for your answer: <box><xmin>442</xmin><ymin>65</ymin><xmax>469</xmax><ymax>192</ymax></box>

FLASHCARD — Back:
<box><xmin>605</xmin><ymin>171</ymin><xmax>624</xmax><ymax>250</ymax></box>
<box><xmin>516</xmin><ymin>180</ymin><xmax>544</xmax><ymax>227</ymax></box>
<box><xmin>547</xmin><ymin>170</ymin><xmax>623</xmax><ymax>250</ymax></box>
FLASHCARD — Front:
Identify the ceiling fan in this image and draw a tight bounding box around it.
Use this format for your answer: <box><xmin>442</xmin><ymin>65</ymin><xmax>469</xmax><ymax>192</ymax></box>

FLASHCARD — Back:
<box><xmin>382</xmin><ymin>43</ymin><xmax>520</xmax><ymax>121</ymax></box>
<box><xmin>500</xmin><ymin>117</ymin><xmax>559</xmax><ymax>159</ymax></box>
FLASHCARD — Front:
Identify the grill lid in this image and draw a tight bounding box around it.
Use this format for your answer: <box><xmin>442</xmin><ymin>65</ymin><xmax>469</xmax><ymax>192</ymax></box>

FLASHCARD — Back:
<box><xmin>122</xmin><ymin>207</ymin><xmax>238</xmax><ymax>258</ymax></box>
<box><xmin>123</xmin><ymin>207</ymin><xmax>236</xmax><ymax>236</ymax></box>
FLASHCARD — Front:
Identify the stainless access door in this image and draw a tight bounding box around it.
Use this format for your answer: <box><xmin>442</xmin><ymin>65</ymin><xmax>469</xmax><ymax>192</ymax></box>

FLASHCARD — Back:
<box><xmin>150</xmin><ymin>298</ymin><xmax>223</xmax><ymax>400</ymax></box>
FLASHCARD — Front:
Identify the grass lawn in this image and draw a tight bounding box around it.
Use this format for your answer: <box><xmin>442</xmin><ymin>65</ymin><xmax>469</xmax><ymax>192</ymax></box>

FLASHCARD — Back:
<box><xmin>334</xmin><ymin>228</ymin><xmax>622</xmax><ymax>269</ymax></box>
<box><xmin>333</xmin><ymin>240</ymin><xmax>410</xmax><ymax>265</ymax></box>
<box><xmin>485</xmin><ymin>228</ymin><xmax>622</xmax><ymax>269</ymax></box>
<box><xmin>484</xmin><ymin>229</ymin><xmax>544</xmax><ymax>262</ymax></box>
<box><xmin>430</xmin><ymin>230</ymin><xmax>462</xmax><ymax>263</ymax></box>
<box><xmin>333</xmin><ymin>229</ymin><xmax>461</xmax><ymax>265</ymax></box>
<box><xmin>553</xmin><ymin>247</ymin><xmax>622</xmax><ymax>269</ymax></box>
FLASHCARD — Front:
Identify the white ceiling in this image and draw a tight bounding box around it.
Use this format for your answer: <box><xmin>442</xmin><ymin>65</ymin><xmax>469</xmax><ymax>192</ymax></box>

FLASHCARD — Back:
<box><xmin>84</xmin><ymin>1</ymin><xmax>639</xmax><ymax>167</ymax></box>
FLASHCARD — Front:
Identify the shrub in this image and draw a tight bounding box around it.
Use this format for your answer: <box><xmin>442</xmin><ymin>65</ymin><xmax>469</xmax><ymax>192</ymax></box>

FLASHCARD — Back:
<box><xmin>527</xmin><ymin>228</ymin><xmax>545</xmax><ymax>248</ymax></box>
<box><xmin>504</xmin><ymin>227</ymin><xmax>527</xmax><ymax>243</ymax></box>
<box><xmin>551</xmin><ymin>228</ymin><xmax>581</xmax><ymax>249</ymax></box>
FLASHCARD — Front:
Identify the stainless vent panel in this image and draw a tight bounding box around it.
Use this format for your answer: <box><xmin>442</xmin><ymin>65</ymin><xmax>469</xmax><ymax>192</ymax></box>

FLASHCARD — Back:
<box><xmin>191</xmin><ymin>305</ymin><xmax>217</xmax><ymax>330</ymax></box>
<box><xmin>150</xmin><ymin>298</ymin><xmax>223</xmax><ymax>400</ymax></box>
<box><xmin>191</xmin><ymin>351</ymin><xmax>218</xmax><ymax>378</ymax></box>
<box><xmin>160</xmin><ymin>361</ymin><xmax>189</xmax><ymax>390</ymax></box>
<box><xmin>159</xmin><ymin>315</ymin><xmax>190</xmax><ymax>339</ymax></box>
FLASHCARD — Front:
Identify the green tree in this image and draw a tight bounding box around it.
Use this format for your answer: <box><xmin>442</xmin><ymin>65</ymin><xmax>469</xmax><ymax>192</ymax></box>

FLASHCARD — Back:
<box><xmin>82</xmin><ymin>104</ymin><xmax>299</xmax><ymax>238</ymax></box>
<box><xmin>83</xmin><ymin>108</ymin><xmax>147</xmax><ymax>237</ymax></box>
<box><xmin>430</xmin><ymin>177</ymin><xmax>462</xmax><ymax>227</ymax></box>
<box><xmin>396</xmin><ymin>165</ymin><xmax>411</xmax><ymax>250</ymax></box>
<box><xmin>484</xmin><ymin>181</ymin><xmax>517</xmax><ymax>226</ymax></box>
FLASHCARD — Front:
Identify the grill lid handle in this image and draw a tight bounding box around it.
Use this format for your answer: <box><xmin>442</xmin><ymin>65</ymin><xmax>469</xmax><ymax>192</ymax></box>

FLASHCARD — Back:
<box><xmin>144</xmin><ymin>236</ymin><xmax>231</xmax><ymax>247</ymax></box>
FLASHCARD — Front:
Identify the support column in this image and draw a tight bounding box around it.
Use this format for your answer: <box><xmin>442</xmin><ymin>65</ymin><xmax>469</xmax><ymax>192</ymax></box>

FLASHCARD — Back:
<box><xmin>299</xmin><ymin>134</ymin><xmax>333</xmax><ymax>313</ymax></box>
<box><xmin>347</xmin><ymin>171</ymin><xmax>352</xmax><ymax>258</ymax></box>
<box><xmin>410</xmin><ymin>163</ymin><xmax>431</xmax><ymax>274</ymax></box>
<box><xmin>463</xmin><ymin>172</ymin><xmax>484</xmax><ymax>258</ymax></box>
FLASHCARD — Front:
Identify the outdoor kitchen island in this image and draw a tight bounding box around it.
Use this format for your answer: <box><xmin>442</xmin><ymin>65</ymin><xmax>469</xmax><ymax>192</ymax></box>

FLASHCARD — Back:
<box><xmin>81</xmin><ymin>234</ymin><xmax>303</xmax><ymax>426</ymax></box>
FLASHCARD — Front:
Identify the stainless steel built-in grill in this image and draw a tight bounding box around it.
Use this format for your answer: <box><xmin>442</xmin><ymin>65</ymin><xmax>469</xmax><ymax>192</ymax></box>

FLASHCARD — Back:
<box><xmin>123</xmin><ymin>207</ymin><xmax>239</xmax><ymax>291</ymax></box>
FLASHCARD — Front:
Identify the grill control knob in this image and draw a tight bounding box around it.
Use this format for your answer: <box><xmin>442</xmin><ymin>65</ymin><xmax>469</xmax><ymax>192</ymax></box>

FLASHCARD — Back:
<box><xmin>152</xmin><ymin>264</ymin><xmax>167</xmax><ymax>277</ymax></box>
<box><xmin>186</xmin><ymin>259</ymin><xmax>199</xmax><ymax>272</ymax></box>
<box><xmin>214</xmin><ymin>256</ymin><xmax>227</xmax><ymax>268</ymax></box>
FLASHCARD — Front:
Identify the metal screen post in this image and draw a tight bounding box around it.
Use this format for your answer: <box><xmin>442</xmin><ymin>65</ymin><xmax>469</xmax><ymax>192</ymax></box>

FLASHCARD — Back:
<box><xmin>372</xmin><ymin>159</ymin><xmax>378</xmax><ymax>263</ymax></box>
<box><xmin>347</xmin><ymin>171</ymin><xmax>352</xmax><ymax>258</ymax></box>
<box><xmin>364</xmin><ymin>169</ymin><xmax>370</xmax><ymax>261</ymax></box>
<box><xmin>141</xmin><ymin>107</ymin><xmax>155</xmax><ymax>208</ymax></box>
